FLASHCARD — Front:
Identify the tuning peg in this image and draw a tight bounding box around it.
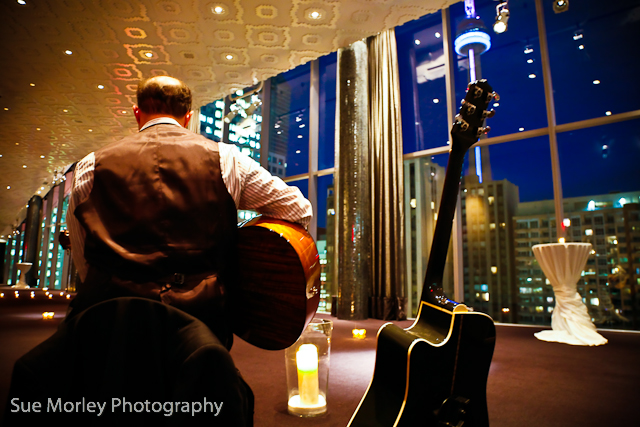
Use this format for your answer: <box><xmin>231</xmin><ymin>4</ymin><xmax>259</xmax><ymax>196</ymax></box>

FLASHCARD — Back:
<box><xmin>473</xmin><ymin>86</ymin><xmax>484</xmax><ymax>98</ymax></box>
<box><xmin>461</xmin><ymin>99</ymin><xmax>476</xmax><ymax>114</ymax></box>
<box><xmin>455</xmin><ymin>114</ymin><xmax>469</xmax><ymax>131</ymax></box>
<box><xmin>482</xmin><ymin>109</ymin><xmax>495</xmax><ymax>119</ymax></box>
<box><xmin>476</xmin><ymin>126</ymin><xmax>491</xmax><ymax>137</ymax></box>
<box><xmin>486</xmin><ymin>91</ymin><xmax>500</xmax><ymax>102</ymax></box>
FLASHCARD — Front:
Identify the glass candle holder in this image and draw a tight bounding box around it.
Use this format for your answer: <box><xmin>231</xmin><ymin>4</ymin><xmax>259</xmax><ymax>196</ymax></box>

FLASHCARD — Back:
<box><xmin>285</xmin><ymin>318</ymin><xmax>333</xmax><ymax>417</ymax></box>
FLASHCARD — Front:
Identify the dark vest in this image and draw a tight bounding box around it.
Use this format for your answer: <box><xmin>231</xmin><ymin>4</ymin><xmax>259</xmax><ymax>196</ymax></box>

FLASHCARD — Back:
<box><xmin>73</xmin><ymin>124</ymin><xmax>238</xmax><ymax>341</ymax></box>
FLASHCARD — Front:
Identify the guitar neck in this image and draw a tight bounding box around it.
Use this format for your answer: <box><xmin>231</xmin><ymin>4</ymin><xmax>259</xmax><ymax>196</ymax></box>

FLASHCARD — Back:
<box><xmin>420</xmin><ymin>145</ymin><xmax>467</xmax><ymax>307</ymax></box>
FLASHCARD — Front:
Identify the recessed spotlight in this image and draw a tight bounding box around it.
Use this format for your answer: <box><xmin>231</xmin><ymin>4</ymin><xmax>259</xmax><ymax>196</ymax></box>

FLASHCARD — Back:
<box><xmin>17</xmin><ymin>0</ymin><xmax>26</xmax><ymax>5</ymax></box>
<box><xmin>308</xmin><ymin>10</ymin><xmax>322</xmax><ymax>20</ymax></box>
<box><xmin>527</xmin><ymin>59</ymin><xmax>534</xmax><ymax>64</ymax></box>
<box><xmin>63</xmin><ymin>109</ymin><xmax>68</xmax><ymax>113</ymax></box>
<box><xmin>297</xmin><ymin>135</ymin><xmax>303</xmax><ymax>139</ymax></box>
<box><xmin>435</xmin><ymin>32</ymin><xmax>441</xmax><ymax>38</ymax></box>
<box><xmin>97</xmin><ymin>85</ymin><xmax>105</xmax><ymax>89</ymax></box>
<box><xmin>36</xmin><ymin>128</ymin><xmax>41</xmax><ymax>131</ymax></box>
<box><xmin>519</xmin><ymin>127</ymin><xmax>525</xmax><ymax>131</ymax></box>
<box><xmin>225</xmin><ymin>54</ymin><xmax>234</xmax><ymax>60</ymax></box>
<box><xmin>3</xmin><ymin>108</ymin><xmax>8</xmax><ymax>111</ymax></box>
<box><xmin>296</xmin><ymin>150</ymin><xmax>301</xmax><ymax>154</ymax></box>
<box><xmin>494</xmin><ymin>102</ymin><xmax>500</xmax><ymax>107</ymax></box>
<box><xmin>605</xmin><ymin>111</ymin><xmax>612</xmax><ymax>116</ymax></box>
<box><xmin>593</xmin><ymin>79</ymin><xmax>600</xmax><ymax>85</ymax></box>
<box><xmin>433</xmin><ymin>99</ymin><xmax>440</xmax><ymax>103</ymax></box>
<box><xmin>524</xmin><ymin>46</ymin><xmax>534</xmax><ymax>54</ymax></box>
<box><xmin>528</xmin><ymin>73</ymin><xmax>536</xmax><ymax>79</ymax></box>
<box><xmin>89</xmin><ymin>129</ymin><xmax>93</xmax><ymax>132</ymax></box>
<box><xmin>40</xmin><ymin>155</ymin><xmax>45</xmax><ymax>158</ymax></box>
<box><xmin>578</xmin><ymin>45</ymin><xmax>584</xmax><ymax>50</ymax></box>
<box><xmin>64</xmin><ymin>50</ymin><xmax>73</xmax><ymax>55</ymax></box>
<box><xmin>212</xmin><ymin>5</ymin><xmax>225</xmax><ymax>14</ymax></box>
<box><xmin>23</xmin><ymin>165</ymin><xmax>27</xmax><ymax>168</ymax></box>
<box><xmin>121</xmin><ymin>110</ymin><xmax>127</xmax><ymax>114</ymax></box>
<box><xmin>6</xmin><ymin>186</ymin><xmax>10</xmax><ymax>190</ymax></box>
<box><xmin>415</xmin><ymin>39</ymin><xmax>421</xmax><ymax>45</ymax></box>
<box><xmin>144</xmin><ymin>52</ymin><xmax>153</xmax><ymax>58</ymax></box>
<box><xmin>30</xmin><ymin>83</ymin><xmax>35</xmax><ymax>87</ymax></box>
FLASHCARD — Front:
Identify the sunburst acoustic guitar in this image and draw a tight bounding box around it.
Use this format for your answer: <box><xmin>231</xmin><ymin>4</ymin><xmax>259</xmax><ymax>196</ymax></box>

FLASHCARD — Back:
<box><xmin>348</xmin><ymin>80</ymin><xmax>499</xmax><ymax>427</ymax></box>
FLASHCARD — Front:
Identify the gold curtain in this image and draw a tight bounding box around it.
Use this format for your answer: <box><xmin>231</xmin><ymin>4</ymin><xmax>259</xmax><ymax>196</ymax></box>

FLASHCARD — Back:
<box><xmin>368</xmin><ymin>29</ymin><xmax>406</xmax><ymax>320</ymax></box>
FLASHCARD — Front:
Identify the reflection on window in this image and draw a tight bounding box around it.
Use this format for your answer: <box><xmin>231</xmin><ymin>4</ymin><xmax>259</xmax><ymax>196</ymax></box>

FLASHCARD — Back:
<box><xmin>270</xmin><ymin>64</ymin><xmax>310</xmax><ymax>177</ymax></box>
<box><xmin>317</xmin><ymin>175</ymin><xmax>335</xmax><ymax>314</ymax></box>
<box><xmin>397</xmin><ymin>13</ymin><xmax>449</xmax><ymax>153</ymax></box>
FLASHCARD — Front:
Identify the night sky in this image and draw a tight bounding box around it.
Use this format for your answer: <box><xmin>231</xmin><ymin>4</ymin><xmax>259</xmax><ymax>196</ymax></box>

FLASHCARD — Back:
<box><xmin>273</xmin><ymin>0</ymin><xmax>640</xmax><ymax>228</ymax></box>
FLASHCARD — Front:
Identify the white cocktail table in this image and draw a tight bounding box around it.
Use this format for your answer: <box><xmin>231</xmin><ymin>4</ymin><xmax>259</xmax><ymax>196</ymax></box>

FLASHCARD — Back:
<box><xmin>532</xmin><ymin>243</ymin><xmax>607</xmax><ymax>346</ymax></box>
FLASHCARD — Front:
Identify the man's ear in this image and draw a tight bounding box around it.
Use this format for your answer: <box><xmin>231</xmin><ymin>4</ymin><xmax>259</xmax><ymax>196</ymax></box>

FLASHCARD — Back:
<box><xmin>133</xmin><ymin>105</ymin><xmax>142</xmax><ymax>127</ymax></box>
<box><xmin>183</xmin><ymin>110</ymin><xmax>193</xmax><ymax>128</ymax></box>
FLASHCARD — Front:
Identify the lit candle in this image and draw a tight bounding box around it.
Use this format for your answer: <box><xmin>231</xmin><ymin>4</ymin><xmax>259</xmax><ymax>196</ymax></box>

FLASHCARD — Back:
<box><xmin>352</xmin><ymin>328</ymin><xmax>367</xmax><ymax>339</ymax></box>
<box><xmin>297</xmin><ymin>344</ymin><xmax>319</xmax><ymax>406</ymax></box>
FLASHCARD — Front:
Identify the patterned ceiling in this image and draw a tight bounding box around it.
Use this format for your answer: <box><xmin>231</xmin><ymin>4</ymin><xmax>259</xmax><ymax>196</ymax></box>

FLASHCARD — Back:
<box><xmin>0</xmin><ymin>0</ymin><xmax>456</xmax><ymax>237</ymax></box>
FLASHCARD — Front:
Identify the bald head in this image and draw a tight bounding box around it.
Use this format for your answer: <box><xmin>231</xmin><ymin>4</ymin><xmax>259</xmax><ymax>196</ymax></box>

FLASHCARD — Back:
<box><xmin>136</xmin><ymin>76</ymin><xmax>192</xmax><ymax>118</ymax></box>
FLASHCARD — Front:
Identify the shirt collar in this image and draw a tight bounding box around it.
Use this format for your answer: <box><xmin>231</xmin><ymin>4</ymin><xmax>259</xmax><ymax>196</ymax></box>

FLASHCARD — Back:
<box><xmin>139</xmin><ymin>117</ymin><xmax>182</xmax><ymax>132</ymax></box>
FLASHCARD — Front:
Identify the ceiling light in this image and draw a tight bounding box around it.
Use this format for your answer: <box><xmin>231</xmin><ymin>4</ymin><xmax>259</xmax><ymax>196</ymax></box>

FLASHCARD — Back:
<box><xmin>36</xmin><ymin>128</ymin><xmax>40</xmax><ymax>131</ymax></box>
<box><xmin>40</xmin><ymin>155</ymin><xmax>45</xmax><ymax>158</ymax></box>
<box><xmin>527</xmin><ymin>59</ymin><xmax>534</xmax><ymax>64</ymax></box>
<box><xmin>493</xmin><ymin>2</ymin><xmax>509</xmax><ymax>34</ymax></box>
<box><xmin>433</xmin><ymin>99</ymin><xmax>440</xmax><ymax>103</ymax></box>
<box><xmin>573</xmin><ymin>32</ymin><xmax>583</xmax><ymax>40</ymax></box>
<box><xmin>415</xmin><ymin>39</ymin><xmax>421</xmax><ymax>45</ymax></box>
<box><xmin>605</xmin><ymin>111</ymin><xmax>612</xmax><ymax>116</ymax></box>
<box><xmin>97</xmin><ymin>85</ymin><xmax>104</xmax><ymax>89</ymax></box>
<box><xmin>435</xmin><ymin>32</ymin><xmax>441</xmax><ymax>38</ymax></box>
<box><xmin>30</xmin><ymin>83</ymin><xmax>35</xmax><ymax>87</ymax></box>
<box><xmin>308</xmin><ymin>10</ymin><xmax>322</xmax><ymax>20</ymax></box>
<box><xmin>225</xmin><ymin>54</ymin><xmax>234</xmax><ymax>60</ymax></box>
<box><xmin>144</xmin><ymin>52</ymin><xmax>153</xmax><ymax>58</ymax></box>
<box><xmin>89</xmin><ymin>129</ymin><xmax>93</xmax><ymax>132</ymax></box>
<box><xmin>578</xmin><ymin>45</ymin><xmax>584</xmax><ymax>50</ymax></box>
<box><xmin>23</xmin><ymin>165</ymin><xmax>27</xmax><ymax>168</ymax></box>
<box><xmin>64</xmin><ymin>50</ymin><xmax>73</xmax><ymax>55</ymax></box>
<box><xmin>593</xmin><ymin>79</ymin><xmax>600</xmax><ymax>85</ymax></box>
<box><xmin>529</xmin><ymin>73</ymin><xmax>536</xmax><ymax>78</ymax></box>
<box><xmin>553</xmin><ymin>0</ymin><xmax>569</xmax><ymax>13</ymax></box>
<box><xmin>212</xmin><ymin>5</ymin><xmax>225</xmax><ymax>14</ymax></box>
<box><xmin>17</xmin><ymin>0</ymin><xmax>26</xmax><ymax>5</ymax></box>
<box><xmin>519</xmin><ymin>127</ymin><xmax>525</xmax><ymax>131</ymax></box>
<box><xmin>3</xmin><ymin>108</ymin><xmax>8</xmax><ymax>111</ymax></box>
<box><xmin>6</xmin><ymin>186</ymin><xmax>10</xmax><ymax>190</ymax></box>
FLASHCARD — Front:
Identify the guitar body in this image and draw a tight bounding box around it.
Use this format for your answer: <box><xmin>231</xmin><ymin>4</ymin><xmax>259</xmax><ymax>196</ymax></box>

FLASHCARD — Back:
<box><xmin>349</xmin><ymin>303</ymin><xmax>495</xmax><ymax>427</ymax></box>
<box><xmin>231</xmin><ymin>217</ymin><xmax>320</xmax><ymax>350</ymax></box>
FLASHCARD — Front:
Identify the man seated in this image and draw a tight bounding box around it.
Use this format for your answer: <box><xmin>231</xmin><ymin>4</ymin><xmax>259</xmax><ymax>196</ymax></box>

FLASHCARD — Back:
<box><xmin>6</xmin><ymin>76</ymin><xmax>312</xmax><ymax>426</ymax></box>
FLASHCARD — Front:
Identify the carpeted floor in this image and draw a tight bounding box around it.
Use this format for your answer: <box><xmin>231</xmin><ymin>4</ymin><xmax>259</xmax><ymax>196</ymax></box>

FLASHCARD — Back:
<box><xmin>1</xmin><ymin>300</ymin><xmax>638</xmax><ymax>426</ymax></box>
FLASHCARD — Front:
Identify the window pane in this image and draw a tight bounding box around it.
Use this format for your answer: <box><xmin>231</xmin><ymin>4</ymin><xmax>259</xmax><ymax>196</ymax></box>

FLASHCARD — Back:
<box><xmin>557</xmin><ymin>119</ymin><xmax>640</xmax><ymax>331</ymax></box>
<box><xmin>319</xmin><ymin>53</ymin><xmax>337</xmax><ymax>170</ymax></box>
<box><xmin>461</xmin><ymin>137</ymin><xmax>554</xmax><ymax>324</ymax></box>
<box><xmin>317</xmin><ymin>174</ymin><xmax>335</xmax><ymax>313</ymax></box>
<box><xmin>450</xmin><ymin>0</ymin><xmax>548</xmax><ymax>136</ymax></box>
<box><xmin>545</xmin><ymin>0</ymin><xmax>640</xmax><ymax>124</ymax></box>
<box><xmin>270</xmin><ymin>64</ymin><xmax>310</xmax><ymax>177</ymax></box>
<box><xmin>404</xmin><ymin>153</ymin><xmax>450</xmax><ymax>318</ymax></box>
<box><xmin>396</xmin><ymin>13</ymin><xmax>449</xmax><ymax>153</ymax></box>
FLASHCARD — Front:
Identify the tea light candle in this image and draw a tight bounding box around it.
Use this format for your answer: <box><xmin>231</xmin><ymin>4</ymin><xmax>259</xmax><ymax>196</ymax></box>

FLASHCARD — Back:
<box><xmin>352</xmin><ymin>328</ymin><xmax>367</xmax><ymax>339</ymax></box>
<box><xmin>297</xmin><ymin>344</ymin><xmax>320</xmax><ymax>406</ymax></box>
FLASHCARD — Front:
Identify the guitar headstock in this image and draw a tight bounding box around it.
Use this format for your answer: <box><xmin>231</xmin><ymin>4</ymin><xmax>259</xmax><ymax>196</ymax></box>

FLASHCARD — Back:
<box><xmin>451</xmin><ymin>79</ymin><xmax>498</xmax><ymax>152</ymax></box>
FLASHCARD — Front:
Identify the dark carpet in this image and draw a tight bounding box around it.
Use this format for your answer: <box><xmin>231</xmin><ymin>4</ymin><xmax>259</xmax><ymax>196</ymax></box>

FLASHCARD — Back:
<box><xmin>1</xmin><ymin>301</ymin><xmax>638</xmax><ymax>426</ymax></box>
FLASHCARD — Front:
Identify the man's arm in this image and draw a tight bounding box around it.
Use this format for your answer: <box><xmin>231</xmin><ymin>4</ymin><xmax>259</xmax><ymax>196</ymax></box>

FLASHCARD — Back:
<box><xmin>219</xmin><ymin>143</ymin><xmax>313</xmax><ymax>227</ymax></box>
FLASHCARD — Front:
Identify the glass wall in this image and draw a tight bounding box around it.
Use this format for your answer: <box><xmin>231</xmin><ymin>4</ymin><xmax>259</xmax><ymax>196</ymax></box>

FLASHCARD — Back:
<box><xmin>198</xmin><ymin>0</ymin><xmax>640</xmax><ymax>328</ymax></box>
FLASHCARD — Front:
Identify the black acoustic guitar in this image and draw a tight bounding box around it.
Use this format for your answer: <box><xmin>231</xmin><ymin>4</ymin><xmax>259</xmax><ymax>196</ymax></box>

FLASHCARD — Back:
<box><xmin>232</xmin><ymin>217</ymin><xmax>321</xmax><ymax>350</ymax></box>
<box><xmin>348</xmin><ymin>80</ymin><xmax>498</xmax><ymax>427</ymax></box>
